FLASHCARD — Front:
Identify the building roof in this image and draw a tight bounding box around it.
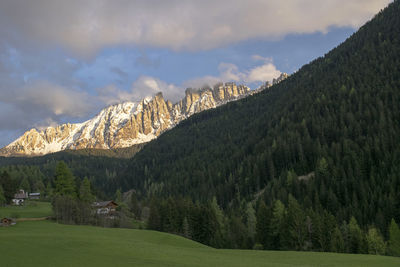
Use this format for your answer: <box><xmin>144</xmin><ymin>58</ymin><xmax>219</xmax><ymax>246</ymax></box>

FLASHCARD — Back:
<box><xmin>29</xmin><ymin>193</ymin><xmax>40</xmax><ymax>196</ymax></box>
<box><xmin>14</xmin><ymin>190</ymin><xmax>28</xmax><ymax>199</ymax></box>
<box><xmin>92</xmin><ymin>201</ymin><xmax>118</xmax><ymax>208</ymax></box>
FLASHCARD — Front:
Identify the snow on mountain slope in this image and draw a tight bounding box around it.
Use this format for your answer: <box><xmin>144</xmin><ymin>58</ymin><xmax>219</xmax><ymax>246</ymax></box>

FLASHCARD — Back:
<box><xmin>0</xmin><ymin>75</ymin><xmax>287</xmax><ymax>156</ymax></box>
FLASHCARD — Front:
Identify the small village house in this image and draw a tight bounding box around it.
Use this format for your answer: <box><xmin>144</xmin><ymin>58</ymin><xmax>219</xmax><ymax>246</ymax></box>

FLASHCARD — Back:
<box><xmin>12</xmin><ymin>189</ymin><xmax>28</xmax><ymax>205</ymax></box>
<box><xmin>92</xmin><ymin>201</ymin><xmax>118</xmax><ymax>215</ymax></box>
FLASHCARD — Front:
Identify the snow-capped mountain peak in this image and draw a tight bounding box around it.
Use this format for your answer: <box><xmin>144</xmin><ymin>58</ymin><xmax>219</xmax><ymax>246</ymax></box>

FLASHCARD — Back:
<box><xmin>0</xmin><ymin>76</ymin><xmax>288</xmax><ymax>157</ymax></box>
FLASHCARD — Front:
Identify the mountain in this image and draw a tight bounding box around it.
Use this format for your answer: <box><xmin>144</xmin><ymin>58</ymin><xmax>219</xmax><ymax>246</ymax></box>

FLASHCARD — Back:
<box><xmin>1</xmin><ymin>81</ymin><xmax>283</xmax><ymax>156</ymax></box>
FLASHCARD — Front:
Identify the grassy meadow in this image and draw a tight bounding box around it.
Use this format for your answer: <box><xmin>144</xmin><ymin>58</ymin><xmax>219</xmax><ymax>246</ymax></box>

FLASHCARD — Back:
<box><xmin>0</xmin><ymin>201</ymin><xmax>52</xmax><ymax>218</ymax></box>
<box><xmin>0</xmin><ymin>220</ymin><xmax>399</xmax><ymax>267</ymax></box>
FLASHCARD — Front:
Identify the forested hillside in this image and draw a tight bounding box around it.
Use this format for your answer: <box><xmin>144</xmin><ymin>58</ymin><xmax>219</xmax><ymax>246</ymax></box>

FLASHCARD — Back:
<box><xmin>116</xmin><ymin>1</ymin><xmax>400</xmax><ymax>252</ymax></box>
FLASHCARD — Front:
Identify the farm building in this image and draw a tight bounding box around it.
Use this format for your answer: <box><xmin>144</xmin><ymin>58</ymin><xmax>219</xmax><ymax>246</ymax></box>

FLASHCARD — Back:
<box><xmin>29</xmin><ymin>192</ymin><xmax>40</xmax><ymax>199</ymax></box>
<box><xmin>12</xmin><ymin>189</ymin><xmax>28</xmax><ymax>205</ymax></box>
<box><xmin>92</xmin><ymin>201</ymin><xmax>118</xmax><ymax>215</ymax></box>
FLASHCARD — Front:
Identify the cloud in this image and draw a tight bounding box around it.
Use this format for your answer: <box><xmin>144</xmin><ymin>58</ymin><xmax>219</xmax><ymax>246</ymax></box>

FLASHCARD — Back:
<box><xmin>0</xmin><ymin>0</ymin><xmax>391</xmax><ymax>55</ymax></box>
<box><xmin>184</xmin><ymin>59</ymin><xmax>282</xmax><ymax>88</ymax></box>
<box><xmin>96</xmin><ymin>76</ymin><xmax>184</xmax><ymax>105</ymax></box>
<box><xmin>135</xmin><ymin>53</ymin><xmax>161</xmax><ymax>68</ymax></box>
<box><xmin>247</xmin><ymin>64</ymin><xmax>281</xmax><ymax>83</ymax></box>
<box><xmin>110</xmin><ymin>66</ymin><xmax>128</xmax><ymax>78</ymax></box>
<box><xmin>251</xmin><ymin>55</ymin><xmax>273</xmax><ymax>62</ymax></box>
<box><xmin>17</xmin><ymin>80</ymin><xmax>94</xmax><ymax>117</ymax></box>
<box><xmin>0</xmin><ymin>78</ymin><xmax>95</xmax><ymax>134</ymax></box>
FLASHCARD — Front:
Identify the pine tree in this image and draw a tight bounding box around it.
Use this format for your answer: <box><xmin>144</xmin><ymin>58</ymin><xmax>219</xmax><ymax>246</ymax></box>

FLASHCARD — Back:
<box><xmin>330</xmin><ymin>226</ymin><xmax>345</xmax><ymax>253</ymax></box>
<box><xmin>130</xmin><ymin>191</ymin><xmax>141</xmax><ymax>219</ymax></box>
<box><xmin>286</xmin><ymin>195</ymin><xmax>306</xmax><ymax>250</ymax></box>
<box><xmin>53</xmin><ymin>161</ymin><xmax>77</xmax><ymax>223</ymax></box>
<box><xmin>246</xmin><ymin>202</ymin><xmax>257</xmax><ymax>244</ymax></box>
<box><xmin>54</xmin><ymin>161</ymin><xmax>76</xmax><ymax>197</ymax></box>
<box><xmin>256</xmin><ymin>200</ymin><xmax>270</xmax><ymax>249</ymax></box>
<box><xmin>147</xmin><ymin>199</ymin><xmax>161</xmax><ymax>231</ymax></box>
<box><xmin>79</xmin><ymin>177</ymin><xmax>94</xmax><ymax>203</ymax></box>
<box><xmin>0</xmin><ymin>185</ymin><xmax>6</xmax><ymax>206</ymax></box>
<box><xmin>366</xmin><ymin>227</ymin><xmax>386</xmax><ymax>255</ymax></box>
<box><xmin>0</xmin><ymin>171</ymin><xmax>17</xmax><ymax>204</ymax></box>
<box><xmin>348</xmin><ymin>217</ymin><xmax>363</xmax><ymax>254</ymax></box>
<box><xmin>45</xmin><ymin>182</ymin><xmax>53</xmax><ymax>199</ymax></box>
<box><xmin>388</xmin><ymin>219</ymin><xmax>400</xmax><ymax>256</ymax></box>
<box><xmin>270</xmin><ymin>199</ymin><xmax>286</xmax><ymax>249</ymax></box>
<box><xmin>182</xmin><ymin>216</ymin><xmax>191</xmax><ymax>239</ymax></box>
<box><xmin>115</xmin><ymin>189</ymin><xmax>122</xmax><ymax>204</ymax></box>
<box><xmin>33</xmin><ymin>180</ymin><xmax>45</xmax><ymax>194</ymax></box>
<box><xmin>19</xmin><ymin>177</ymin><xmax>31</xmax><ymax>193</ymax></box>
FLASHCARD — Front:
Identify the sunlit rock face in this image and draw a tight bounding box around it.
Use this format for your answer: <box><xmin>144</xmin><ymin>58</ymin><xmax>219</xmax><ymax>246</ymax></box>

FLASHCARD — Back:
<box><xmin>0</xmin><ymin>82</ymin><xmax>257</xmax><ymax>156</ymax></box>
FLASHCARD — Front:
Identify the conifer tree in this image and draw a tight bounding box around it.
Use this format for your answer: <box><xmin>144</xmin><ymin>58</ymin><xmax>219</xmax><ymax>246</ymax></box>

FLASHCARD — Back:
<box><xmin>33</xmin><ymin>180</ymin><xmax>45</xmax><ymax>194</ymax></box>
<box><xmin>53</xmin><ymin>161</ymin><xmax>77</xmax><ymax>223</ymax></box>
<box><xmin>0</xmin><ymin>185</ymin><xmax>6</xmax><ymax>206</ymax></box>
<box><xmin>366</xmin><ymin>227</ymin><xmax>386</xmax><ymax>255</ymax></box>
<box><xmin>182</xmin><ymin>216</ymin><xmax>191</xmax><ymax>239</ymax></box>
<box><xmin>330</xmin><ymin>226</ymin><xmax>345</xmax><ymax>253</ymax></box>
<box><xmin>348</xmin><ymin>217</ymin><xmax>363</xmax><ymax>253</ymax></box>
<box><xmin>246</xmin><ymin>202</ymin><xmax>257</xmax><ymax>245</ymax></box>
<box><xmin>256</xmin><ymin>200</ymin><xmax>270</xmax><ymax>249</ymax></box>
<box><xmin>147</xmin><ymin>199</ymin><xmax>161</xmax><ymax>231</ymax></box>
<box><xmin>130</xmin><ymin>191</ymin><xmax>141</xmax><ymax>219</ymax></box>
<box><xmin>19</xmin><ymin>177</ymin><xmax>31</xmax><ymax>193</ymax></box>
<box><xmin>388</xmin><ymin>219</ymin><xmax>400</xmax><ymax>256</ymax></box>
<box><xmin>54</xmin><ymin>161</ymin><xmax>76</xmax><ymax>197</ymax></box>
<box><xmin>0</xmin><ymin>171</ymin><xmax>17</xmax><ymax>204</ymax></box>
<box><xmin>115</xmin><ymin>189</ymin><xmax>122</xmax><ymax>204</ymax></box>
<box><xmin>45</xmin><ymin>182</ymin><xmax>53</xmax><ymax>199</ymax></box>
<box><xmin>286</xmin><ymin>195</ymin><xmax>306</xmax><ymax>250</ymax></box>
<box><xmin>79</xmin><ymin>177</ymin><xmax>94</xmax><ymax>203</ymax></box>
<box><xmin>270</xmin><ymin>199</ymin><xmax>286</xmax><ymax>249</ymax></box>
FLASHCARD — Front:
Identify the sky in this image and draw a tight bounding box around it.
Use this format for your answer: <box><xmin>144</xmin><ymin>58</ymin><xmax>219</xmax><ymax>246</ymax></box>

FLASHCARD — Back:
<box><xmin>0</xmin><ymin>0</ymin><xmax>392</xmax><ymax>147</ymax></box>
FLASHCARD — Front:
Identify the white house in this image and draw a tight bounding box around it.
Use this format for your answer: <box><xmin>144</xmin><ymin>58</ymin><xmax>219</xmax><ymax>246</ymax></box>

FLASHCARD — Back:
<box><xmin>12</xmin><ymin>189</ymin><xmax>28</xmax><ymax>205</ymax></box>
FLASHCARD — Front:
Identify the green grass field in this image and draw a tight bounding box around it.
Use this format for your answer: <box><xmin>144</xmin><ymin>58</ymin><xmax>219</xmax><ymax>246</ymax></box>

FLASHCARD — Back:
<box><xmin>0</xmin><ymin>201</ymin><xmax>52</xmax><ymax>218</ymax></box>
<box><xmin>0</xmin><ymin>221</ymin><xmax>399</xmax><ymax>267</ymax></box>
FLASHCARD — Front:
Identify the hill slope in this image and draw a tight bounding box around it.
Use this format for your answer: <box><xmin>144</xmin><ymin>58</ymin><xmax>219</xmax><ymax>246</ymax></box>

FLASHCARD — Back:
<box><xmin>121</xmin><ymin>1</ymin><xmax>400</xmax><ymax>230</ymax></box>
<box><xmin>0</xmin><ymin>221</ymin><xmax>398</xmax><ymax>267</ymax></box>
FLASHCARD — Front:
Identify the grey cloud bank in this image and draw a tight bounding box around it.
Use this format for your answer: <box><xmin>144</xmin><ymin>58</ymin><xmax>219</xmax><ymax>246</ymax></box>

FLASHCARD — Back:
<box><xmin>0</xmin><ymin>0</ymin><xmax>390</xmax><ymax>55</ymax></box>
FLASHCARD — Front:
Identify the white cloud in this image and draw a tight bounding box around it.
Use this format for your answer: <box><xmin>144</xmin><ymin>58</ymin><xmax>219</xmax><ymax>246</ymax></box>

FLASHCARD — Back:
<box><xmin>17</xmin><ymin>80</ymin><xmax>94</xmax><ymax>117</ymax></box>
<box><xmin>0</xmin><ymin>0</ymin><xmax>391</xmax><ymax>55</ymax></box>
<box><xmin>247</xmin><ymin>63</ymin><xmax>281</xmax><ymax>83</ymax></box>
<box><xmin>96</xmin><ymin>76</ymin><xmax>184</xmax><ymax>104</ymax></box>
<box><xmin>251</xmin><ymin>55</ymin><xmax>273</xmax><ymax>62</ymax></box>
<box><xmin>0</xmin><ymin>80</ymin><xmax>96</xmax><ymax>146</ymax></box>
<box><xmin>184</xmin><ymin>59</ymin><xmax>282</xmax><ymax>88</ymax></box>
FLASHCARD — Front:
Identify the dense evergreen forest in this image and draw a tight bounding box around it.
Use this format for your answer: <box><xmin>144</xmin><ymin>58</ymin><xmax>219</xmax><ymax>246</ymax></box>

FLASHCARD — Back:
<box><xmin>1</xmin><ymin>1</ymin><xmax>400</xmax><ymax>256</ymax></box>
<box><xmin>120</xmin><ymin>0</ymin><xmax>400</xmax><ymax>254</ymax></box>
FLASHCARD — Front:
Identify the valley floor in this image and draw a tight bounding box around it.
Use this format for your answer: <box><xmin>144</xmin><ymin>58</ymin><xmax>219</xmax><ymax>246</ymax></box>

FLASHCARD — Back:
<box><xmin>0</xmin><ymin>221</ymin><xmax>399</xmax><ymax>267</ymax></box>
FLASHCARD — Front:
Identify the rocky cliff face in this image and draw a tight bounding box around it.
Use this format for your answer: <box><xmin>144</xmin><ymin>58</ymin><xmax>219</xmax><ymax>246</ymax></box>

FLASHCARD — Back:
<box><xmin>0</xmin><ymin>83</ymin><xmax>254</xmax><ymax>156</ymax></box>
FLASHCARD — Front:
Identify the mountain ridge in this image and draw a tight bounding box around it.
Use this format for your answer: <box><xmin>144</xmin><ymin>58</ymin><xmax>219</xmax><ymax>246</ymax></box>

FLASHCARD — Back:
<box><xmin>0</xmin><ymin>75</ymin><xmax>287</xmax><ymax>157</ymax></box>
